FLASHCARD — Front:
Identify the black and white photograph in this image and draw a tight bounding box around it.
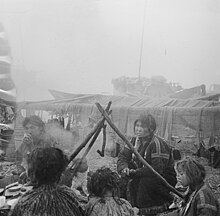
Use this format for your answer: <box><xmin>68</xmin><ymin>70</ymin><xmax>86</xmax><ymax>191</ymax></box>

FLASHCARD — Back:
<box><xmin>0</xmin><ymin>0</ymin><xmax>220</xmax><ymax>215</ymax></box>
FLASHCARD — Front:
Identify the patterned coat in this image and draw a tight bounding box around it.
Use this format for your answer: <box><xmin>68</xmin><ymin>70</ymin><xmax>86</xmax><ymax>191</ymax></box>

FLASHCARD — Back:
<box><xmin>117</xmin><ymin>135</ymin><xmax>177</xmax><ymax>209</ymax></box>
<box><xmin>180</xmin><ymin>184</ymin><xmax>219</xmax><ymax>216</ymax></box>
<box><xmin>9</xmin><ymin>184</ymin><xmax>84</xmax><ymax>216</ymax></box>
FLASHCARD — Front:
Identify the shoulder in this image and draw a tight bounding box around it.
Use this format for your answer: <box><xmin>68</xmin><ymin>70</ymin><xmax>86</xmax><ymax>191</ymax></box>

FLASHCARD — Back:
<box><xmin>194</xmin><ymin>184</ymin><xmax>219</xmax><ymax>211</ymax></box>
<box><xmin>11</xmin><ymin>186</ymin><xmax>84</xmax><ymax>216</ymax></box>
<box><xmin>11</xmin><ymin>189</ymin><xmax>38</xmax><ymax>210</ymax></box>
<box><xmin>57</xmin><ymin>185</ymin><xmax>83</xmax><ymax>201</ymax></box>
<box><xmin>153</xmin><ymin>135</ymin><xmax>171</xmax><ymax>152</ymax></box>
<box><xmin>196</xmin><ymin>184</ymin><xmax>215</xmax><ymax>198</ymax></box>
<box><xmin>86</xmin><ymin>197</ymin><xmax>134</xmax><ymax>215</ymax></box>
<box><xmin>154</xmin><ymin>135</ymin><xmax>169</xmax><ymax>145</ymax></box>
<box><xmin>119</xmin><ymin>198</ymin><xmax>133</xmax><ymax>207</ymax></box>
<box><xmin>122</xmin><ymin>137</ymin><xmax>136</xmax><ymax>150</ymax></box>
<box><xmin>57</xmin><ymin>185</ymin><xmax>78</xmax><ymax>196</ymax></box>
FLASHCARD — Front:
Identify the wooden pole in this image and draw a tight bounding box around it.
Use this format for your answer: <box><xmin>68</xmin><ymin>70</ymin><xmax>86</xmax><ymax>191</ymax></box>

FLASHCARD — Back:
<box><xmin>68</xmin><ymin>101</ymin><xmax>112</xmax><ymax>164</ymax></box>
<box><xmin>95</xmin><ymin>102</ymin><xmax>184</xmax><ymax>199</ymax></box>
<box><xmin>71</xmin><ymin>120</ymin><xmax>106</xmax><ymax>175</ymax></box>
<box><xmin>97</xmin><ymin>124</ymin><xmax>107</xmax><ymax>157</ymax></box>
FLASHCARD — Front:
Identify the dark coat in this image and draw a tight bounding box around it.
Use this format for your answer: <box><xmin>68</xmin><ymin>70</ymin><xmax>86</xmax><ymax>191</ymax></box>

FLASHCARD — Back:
<box><xmin>117</xmin><ymin>135</ymin><xmax>177</xmax><ymax>209</ymax></box>
<box><xmin>180</xmin><ymin>184</ymin><xmax>219</xmax><ymax>216</ymax></box>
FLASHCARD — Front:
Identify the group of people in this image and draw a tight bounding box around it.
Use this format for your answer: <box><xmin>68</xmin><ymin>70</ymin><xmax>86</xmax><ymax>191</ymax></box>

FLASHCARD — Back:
<box><xmin>11</xmin><ymin>114</ymin><xmax>219</xmax><ymax>216</ymax></box>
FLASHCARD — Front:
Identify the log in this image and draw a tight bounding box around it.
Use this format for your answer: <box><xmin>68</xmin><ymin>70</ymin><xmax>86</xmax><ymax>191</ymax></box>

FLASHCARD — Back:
<box><xmin>71</xmin><ymin>121</ymin><xmax>105</xmax><ymax>175</ymax></box>
<box><xmin>97</xmin><ymin>124</ymin><xmax>107</xmax><ymax>157</ymax></box>
<box><xmin>68</xmin><ymin>101</ymin><xmax>112</xmax><ymax>164</ymax></box>
<box><xmin>95</xmin><ymin>102</ymin><xmax>184</xmax><ymax>199</ymax></box>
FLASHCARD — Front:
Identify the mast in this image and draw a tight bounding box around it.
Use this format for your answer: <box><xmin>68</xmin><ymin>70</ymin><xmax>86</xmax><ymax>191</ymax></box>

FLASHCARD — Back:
<box><xmin>138</xmin><ymin>0</ymin><xmax>147</xmax><ymax>81</ymax></box>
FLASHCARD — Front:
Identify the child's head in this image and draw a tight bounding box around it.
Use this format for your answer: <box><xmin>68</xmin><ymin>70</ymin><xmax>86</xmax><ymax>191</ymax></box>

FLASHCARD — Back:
<box><xmin>87</xmin><ymin>167</ymin><xmax>120</xmax><ymax>198</ymax></box>
<box><xmin>175</xmin><ymin>157</ymin><xmax>206</xmax><ymax>190</ymax></box>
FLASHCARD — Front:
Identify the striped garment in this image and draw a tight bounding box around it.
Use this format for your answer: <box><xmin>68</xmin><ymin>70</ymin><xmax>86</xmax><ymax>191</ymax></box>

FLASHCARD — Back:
<box><xmin>9</xmin><ymin>184</ymin><xmax>84</xmax><ymax>216</ymax></box>
<box><xmin>117</xmin><ymin>135</ymin><xmax>176</xmax><ymax>208</ymax></box>
<box><xmin>180</xmin><ymin>184</ymin><xmax>219</xmax><ymax>216</ymax></box>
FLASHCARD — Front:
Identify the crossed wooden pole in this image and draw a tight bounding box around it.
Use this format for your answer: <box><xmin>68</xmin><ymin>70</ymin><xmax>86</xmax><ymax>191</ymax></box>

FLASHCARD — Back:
<box><xmin>68</xmin><ymin>101</ymin><xmax>184</xmax><ymax>199</ymax></box>
<box><xmin>68</xmin><ymin>102</ymin><xmax>111</xmax><ymax>174</ymax></box>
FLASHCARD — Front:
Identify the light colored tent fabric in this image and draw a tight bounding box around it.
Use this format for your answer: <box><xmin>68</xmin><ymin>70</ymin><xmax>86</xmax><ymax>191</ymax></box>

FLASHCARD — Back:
<box><xmin>17</xmin><ymin>94</ymin><xmax>220</xmax><ymax>140</ymax></box>
<box><xmin>12</xmin><ymin>94</ymin><xmax>220</xmax><ymax>159</ymax></box>
<box><xmin>20</xmin><ymin>94</ymin><xmax>220</xmax><ymax>110</ymax></box>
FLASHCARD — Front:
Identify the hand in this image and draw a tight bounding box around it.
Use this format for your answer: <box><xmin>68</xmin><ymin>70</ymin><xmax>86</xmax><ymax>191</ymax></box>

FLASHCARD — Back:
<box><xmin>19</xmin><ymin>171</ymin><xmax>28</xmax><ymax>184</ymax></box>
<box><xmin>129</xmin><ymin>169</ymin><xmax>136</xmax><ymax>176</ymax></box>
<box><xmin>23</xmin><ymin>133</ymin><xmax>33</xmax><ymax>144</ymax></box>
<box><xmin>121</xmin><ymin>168</ymin><xmax>130</xmax><ymax>177</ymax></box>
<box><xmin>132</xmin><ymin>207</ymin><xmax>139</xmax><ymax>216</ymax></box>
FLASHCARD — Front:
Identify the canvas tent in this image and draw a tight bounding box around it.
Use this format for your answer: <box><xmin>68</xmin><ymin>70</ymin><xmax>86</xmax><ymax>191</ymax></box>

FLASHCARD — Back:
<box><xmin>14</xmin><ymin>93</ymin><xmax>220</xmax><ymax>157</ymax></box>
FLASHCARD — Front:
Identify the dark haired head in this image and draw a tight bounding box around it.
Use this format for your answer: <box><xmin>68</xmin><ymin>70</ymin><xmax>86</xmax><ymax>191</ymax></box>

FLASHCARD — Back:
<box><xmin>22</xmin><ymin>115</ymin><xmax>45</xmax><ymax>129</ymax></box>
<box><xmin>87</xmin><ymin>167</ymin><xmax>120</xmax><ymax>199</ymax></box>
<box><xmin>27</xmin><ymin>147</ymin><xmax>68</xmax><ymax>186</ymax></box>
<box><xmin>134</xmin><ymin>114</ymin><xmax>156</xmax><ymax>134</ymax></box>
<box><xmin>175</xmin><ymin>157</ymin><xmax>206</xmax><ymax>190</ymax></box>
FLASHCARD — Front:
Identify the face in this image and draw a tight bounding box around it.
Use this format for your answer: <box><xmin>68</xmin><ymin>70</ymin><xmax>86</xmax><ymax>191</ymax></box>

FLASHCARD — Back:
<box><xmin>25</xmin><ymin>123</ymin><xmax>42</xmax><ymax>139</ymax></box>
<box><xmin>134</xmin><ymin>121</ymin><xmax>150</xmax><ymax>137</ymax></box>
<box><xmin>176</xmin><ymin>168</ymin><xmax>190</xmax><ymax>187</ymax></box>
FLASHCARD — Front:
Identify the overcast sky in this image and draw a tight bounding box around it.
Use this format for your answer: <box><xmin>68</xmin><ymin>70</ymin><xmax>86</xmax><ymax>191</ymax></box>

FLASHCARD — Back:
<box><xmin>1</xmin><ymin>0</ymin><xmax>220</xmax><ymax>101</ymax></box>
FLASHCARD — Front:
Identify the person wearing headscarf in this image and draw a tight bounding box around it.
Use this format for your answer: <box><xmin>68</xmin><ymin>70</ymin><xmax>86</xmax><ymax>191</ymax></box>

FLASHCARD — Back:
<box><xmin>9</xmin><ymin>147</ymin><xmax>84</xmax><ymax>216</ymax></box>
<box><xmin>117</xmin><ymin>114</ymin><xmax>177</xmax><ymax>215</ymax></box>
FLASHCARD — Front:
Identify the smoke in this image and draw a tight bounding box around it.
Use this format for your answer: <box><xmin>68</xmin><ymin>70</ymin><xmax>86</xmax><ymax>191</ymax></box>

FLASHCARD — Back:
<box><xmin>45</xmin><ymin>122</ymin><xmax>76</xmax><ymax>157</ymax></box>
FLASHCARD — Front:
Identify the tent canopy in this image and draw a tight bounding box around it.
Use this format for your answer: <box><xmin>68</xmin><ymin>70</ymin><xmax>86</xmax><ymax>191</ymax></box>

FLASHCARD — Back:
<box><xmin>20</xmin><ymin>93</ymin><xmax>220</xmax><ymax>110</ymax></box>
<box><xmin>18</xmin><ymin>93</ymin><xmax>220</xmax><ymax>141</ymax></box>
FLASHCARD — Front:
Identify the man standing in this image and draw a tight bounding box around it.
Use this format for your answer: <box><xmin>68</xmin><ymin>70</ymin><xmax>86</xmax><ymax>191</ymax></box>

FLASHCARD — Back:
<box><xmin>117</xmin><ymin>114</ymin><xmax>176</xmax><ymax>214</ymax></box>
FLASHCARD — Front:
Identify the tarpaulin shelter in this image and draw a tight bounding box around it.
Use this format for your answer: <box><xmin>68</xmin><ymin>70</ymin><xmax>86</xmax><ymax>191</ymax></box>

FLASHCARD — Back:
<box><xmin>15</xmin><ymin>93</ymin><xmax>220</xmax><ymax>156</ymax></box>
